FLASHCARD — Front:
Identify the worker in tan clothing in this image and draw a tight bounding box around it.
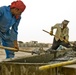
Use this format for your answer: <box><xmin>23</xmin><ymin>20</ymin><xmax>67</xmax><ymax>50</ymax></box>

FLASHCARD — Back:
<box><xmin>50</xmin><ymin>20</ymin><xmax>71</xmax><ymax>50</ymax></box>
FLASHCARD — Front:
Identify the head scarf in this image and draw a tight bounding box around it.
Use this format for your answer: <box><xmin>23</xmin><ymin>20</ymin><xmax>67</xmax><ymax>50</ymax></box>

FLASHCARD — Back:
<box><xmin>10</xmin><ymin>0</ymin><xmax>26</xmax><ymax>12</ymax></box>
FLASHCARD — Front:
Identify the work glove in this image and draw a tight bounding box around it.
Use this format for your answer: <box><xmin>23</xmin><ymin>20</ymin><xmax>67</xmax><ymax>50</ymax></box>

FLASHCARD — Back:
<box><xmin>49</xmin><ymin>31</ymin><xmax>53</xmax><ymax>35</ymax></box>
<box><xmin>13</xmin><ymin>40</ymin><xmax>19</xmax><ymax>51</ymax></box>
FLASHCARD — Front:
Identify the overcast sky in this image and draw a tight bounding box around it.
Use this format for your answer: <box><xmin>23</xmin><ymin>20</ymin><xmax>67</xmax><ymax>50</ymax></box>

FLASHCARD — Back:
<box><xmin>0</xmin><ymin>0</ymin><xmax>76</xmax><ymax>43</ymax></box>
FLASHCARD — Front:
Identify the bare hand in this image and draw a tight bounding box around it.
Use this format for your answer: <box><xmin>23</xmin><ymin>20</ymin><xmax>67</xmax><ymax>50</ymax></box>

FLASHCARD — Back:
<box><xmin>49</xmin><ymin>31</ymin><xmax>53</xmax><ymax>35</ymax></box>
<box><xmin>14</xmin><ymin>40</ymin><xmax>19</xmax><ymax>51</ymax></box>
<box><xmin>64</xmin><ymin>40</ymin><xmax>68</xmax><ymax>43</ymax></box>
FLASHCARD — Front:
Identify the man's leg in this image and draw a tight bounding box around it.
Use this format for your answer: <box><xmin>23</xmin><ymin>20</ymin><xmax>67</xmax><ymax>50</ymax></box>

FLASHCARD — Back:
<box><xmin>2</xmin><ymin>39</ymin><xmax>15</xmax><ymax>59</ymax></box>
<box><xmin>51</xmin><ymin>38</ymin><xmax>61</xmax><ymax>50</ymax></box>
<box><xmin>60</xmin><ymin>41</ymin><xmax>71</xmax><ymax>48</ymax></box>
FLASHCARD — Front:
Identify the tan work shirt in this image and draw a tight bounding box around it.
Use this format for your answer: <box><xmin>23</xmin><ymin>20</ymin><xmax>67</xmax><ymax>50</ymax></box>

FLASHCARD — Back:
<box><xmin>51</xmin><ymin>23</ymin><xmax>69</xmax><ymax>41</ymax></box>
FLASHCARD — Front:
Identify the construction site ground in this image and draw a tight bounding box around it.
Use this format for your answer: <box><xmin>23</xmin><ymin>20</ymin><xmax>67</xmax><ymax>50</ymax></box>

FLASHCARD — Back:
<box><xmin>0</xmin><ymin>47</ymin><xmax>49</xmax><ymax>61</ymax></box>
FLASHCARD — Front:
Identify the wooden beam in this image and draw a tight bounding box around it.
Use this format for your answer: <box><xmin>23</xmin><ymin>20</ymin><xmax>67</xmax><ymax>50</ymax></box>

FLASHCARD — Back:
<box><xmin>0</xmin><ymin>45</ymin><xmax>32</xmax><ymax>53</ymax></box>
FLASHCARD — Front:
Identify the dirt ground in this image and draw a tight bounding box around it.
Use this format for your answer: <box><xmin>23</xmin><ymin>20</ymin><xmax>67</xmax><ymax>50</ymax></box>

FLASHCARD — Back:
<box><xmin>0</xmin><ymin>47</ymin><xmax>35</xmax><ymax>62</ymax></box>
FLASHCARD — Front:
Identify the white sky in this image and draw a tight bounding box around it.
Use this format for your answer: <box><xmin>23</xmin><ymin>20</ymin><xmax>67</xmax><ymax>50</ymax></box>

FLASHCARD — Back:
<box><xmin>0</xmin><ymin>0</ymin><xmax>76</xmax><ymax>43</ymax></box>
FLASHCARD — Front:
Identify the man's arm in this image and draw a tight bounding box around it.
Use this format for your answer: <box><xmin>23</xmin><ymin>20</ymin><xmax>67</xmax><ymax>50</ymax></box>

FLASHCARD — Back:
<box><xmin>64</xmin><ymin>27</ymin><xmax>69</xmax><ymax>41</ymax></box>
<box><xmin>50</xmin><ymin>23</ymin><xmax>59</xmax><ymax>35</ymax></box>
<box><xmin>10</xmin><ymin>18</ymin><xmax>21</xmax><ymax>49</ymax></box>
<box><xmin>0</xmin><ymin>6</ymin><xmax>4</xmax><ymax>16</ymax></box>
